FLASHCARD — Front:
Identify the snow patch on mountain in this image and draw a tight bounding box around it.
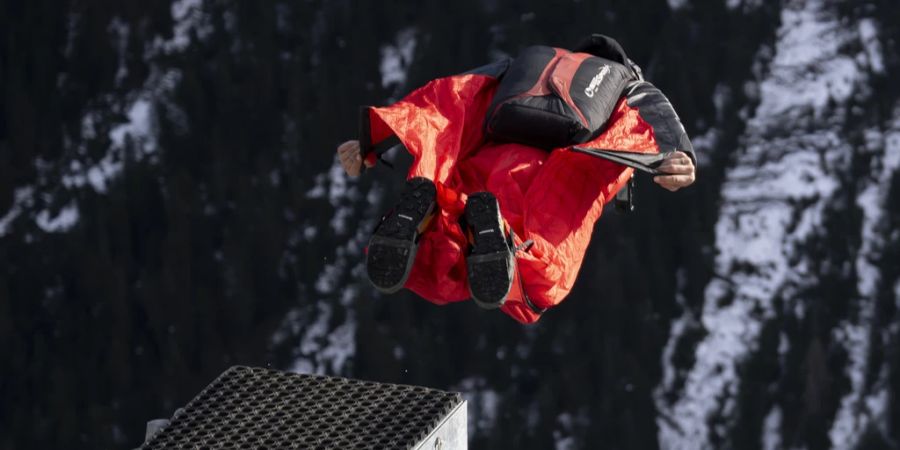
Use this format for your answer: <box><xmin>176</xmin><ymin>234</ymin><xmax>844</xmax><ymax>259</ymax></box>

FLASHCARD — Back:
<box><xmin>829</xmin><ymin>104</ymin><xmax>900</xmax><ymax>449</ymax></box>
<box><xmin>380</xmin><ymin>28</ymin><xmax>417</xmax><ymax>90</ymax></box>
<box><xmin>689</xmin><ymin>128</ymin><xmax>719</xmax><ymax>169</ymax></box>
<box><xmin>667</xmin><ymin>0</ymin><xmax>688</xmax><ymax>11</ymax></box>
<box><xmin>454</xmin><ymin>377</ymin><xmax>501</xmax><ymax>434</ymax></box>
<box><xmin>35</xmin><ymin>201</ymin><xmax>80</xmax><ymax>233</ymax></box>
<box><xmin>285</xmin><ymin>228</ymin><xmax>365</xmax><ymax>374</ymax></box>
<box><xmin>0</xmin><ymin>187</ymin><xmax>35</xmax><ymax>237</ymax></box>
<box><xmin>304</xmin><ymin>159</ymin><xmax>361</xmax><ymax>235</ymax></box>
<box><xmin>276</xmin><ymin>161</ymin><xmax>382</xmax><ymax>376</ymax></box>
<box><xmin>63</xmin><ymin>75</ymin><xmax>172</xmax><ymax>194</ymax></box>
<box><xmin>656</xmin><ymin>1</ymin><xmax>883</xmax><ymax>447</ymax></box>
<box><xmin>554</xmin><ymin>410</ymin><xmax>590</xmax><ymax>450</ymax></box>
<box><xmin>857</xmin><ymin>19</ymin><xmax>884</xmax><ymax>74</ymax></box>
<box><xmin>108</xmin><ymin>17</ymin><xmax>130</xmax><ymax>86</ymax></box>
<box><xmin>1</xmin><ymin>3</ymin><xmax>205</xmax><ymax>239</ymax></box>
<box><xmin>62</xmin><ymin>98</ymin><xmax>159</xmax><ymax>195</ymax></box>
<box><xmin>275</xmin><ymin>280</ymin><xmax>359</xmax><ymax>376</ymax></box>
<box><xmin>761</xmin><ymin>406</ymin><xmax>782</xmax><ymax>450</ymax></box>
<box><xmin>896</xmin><ymin>279</ymin><xmax>900</xmax><ymax>309</ymax></box>
<box><xmin>689</xmin><ymin>83</ymin><xmax>731</xmax><ymax>168</ymax></box>
<box><xmin>756</xmin><ymin>7</ymin><xmax>857</xmax><ymax>118</ymax></box>
<box><xmin>726</xmin><ymin>0</ymin><xmax>763</xmax><ymax>12</ymax></box>
<box><xmin>109</xmin><ymin>99</ymin><xmax>157</xmax><ymax>153</ymax></box>
<box><xmin>657</xmin><ymin>268</ymin><xmax>700</xmax><ymax>396</ymax></box>
<box><xmin>165</xmin><ymin>0</ymin><xmax>214</xmax><ymax>53</ymax></box>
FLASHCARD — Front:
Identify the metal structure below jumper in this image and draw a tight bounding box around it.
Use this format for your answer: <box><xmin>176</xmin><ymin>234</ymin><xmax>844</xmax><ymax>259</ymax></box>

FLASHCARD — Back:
<box><xmin>137</xmin><ymin>366</ymin><xmax>468</xmax><ymax>450</ymax></box>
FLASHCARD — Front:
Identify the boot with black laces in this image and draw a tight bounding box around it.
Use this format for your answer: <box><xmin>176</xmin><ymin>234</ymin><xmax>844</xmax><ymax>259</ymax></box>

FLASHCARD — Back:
<box><xmin>366</xmin><ymin>177</ymin><xmax>437</xmax><ymax>294</ymax></box>
<box><xmin>464</xmin><ymin>191</ymin><xmax>518</xmax><ymax>309</ymax></box>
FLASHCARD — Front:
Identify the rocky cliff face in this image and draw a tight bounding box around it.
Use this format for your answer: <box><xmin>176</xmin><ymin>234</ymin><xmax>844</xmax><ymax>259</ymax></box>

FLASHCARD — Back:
<box><xmin>1</xmin><ymin>0</ymin><xmax>898</xmax><ymax>449</ymax></box>
<box><xmin>657</xmin><ymin>1</ymin><xmax>900</xmax><ymax>448</ymax></box>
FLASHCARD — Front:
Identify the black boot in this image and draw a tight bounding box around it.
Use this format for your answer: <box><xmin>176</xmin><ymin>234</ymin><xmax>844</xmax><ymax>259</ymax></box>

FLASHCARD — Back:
<box><xmin>366</xmin><ymin>177</ymin><xmax>437</xmax><ymax>294</ymax></box>
<box><xmin>464</xmin><ymin>191</ymin><xmax>515</xmax><ymax>309</ymax></box>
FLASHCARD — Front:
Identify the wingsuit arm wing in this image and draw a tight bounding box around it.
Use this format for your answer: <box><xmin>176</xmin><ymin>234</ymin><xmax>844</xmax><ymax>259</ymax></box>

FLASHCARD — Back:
<box><xmin>624</xmin><ymin>80</ymin><xmax>696</xmax><ymax>167</ymax></box>
<box><xmin>358</xmin><ymin>58</ymin><xmax>513</xmax><ymax>170</ymax></box>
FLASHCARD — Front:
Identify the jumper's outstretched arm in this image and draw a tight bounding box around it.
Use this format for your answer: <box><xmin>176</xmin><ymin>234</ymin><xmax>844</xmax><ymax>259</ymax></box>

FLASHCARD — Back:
<box><xmin>623</xmin><ymin>79</ymin><xmax>697</xmax><ymax>193</ymax></box>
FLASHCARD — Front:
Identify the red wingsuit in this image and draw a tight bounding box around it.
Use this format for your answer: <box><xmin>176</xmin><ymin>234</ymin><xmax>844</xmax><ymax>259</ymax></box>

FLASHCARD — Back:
<box><xmin>362</xmin><ymin>64</ymin><xmax>693</xmax><ymax>324</ymax></box>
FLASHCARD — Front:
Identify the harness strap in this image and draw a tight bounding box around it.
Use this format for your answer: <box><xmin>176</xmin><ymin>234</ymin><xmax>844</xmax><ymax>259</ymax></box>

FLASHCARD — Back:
<box><xmin>358</xmin><ymin>106</ymin><xmax>401</xmax><ymax>172</ymax></box>
<box><xmin>615</xmin><ymin>174</ymin><xmax>635</xmax><ymax>213</ymax></box>
<box><xmin>509</xmin><ymin>231</ymin><xmax>545</xmax><ymax>315</ymax></box>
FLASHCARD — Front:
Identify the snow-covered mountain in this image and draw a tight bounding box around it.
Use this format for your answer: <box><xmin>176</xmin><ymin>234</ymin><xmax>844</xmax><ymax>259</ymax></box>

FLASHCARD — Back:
<box><xmin>657</xmin><ymin>1</ymin><xmax>900</xmax><ymax>448</ymax></box>
<box><xmin>1</xmin><ymin>0</ymin><xmax>898</xmax><ymax>449</ymax></box>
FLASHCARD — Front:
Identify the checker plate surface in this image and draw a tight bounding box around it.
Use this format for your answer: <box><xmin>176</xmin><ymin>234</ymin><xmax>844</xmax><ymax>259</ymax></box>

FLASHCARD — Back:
<box><xmin>141</xmin><ymin>366</ymin><xmax>463</xmax><ymax>449</ymax></box>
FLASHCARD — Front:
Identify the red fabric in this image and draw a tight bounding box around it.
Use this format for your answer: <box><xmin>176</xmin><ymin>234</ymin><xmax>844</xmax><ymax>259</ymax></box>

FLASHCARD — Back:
<box><xmin>368</xmin><ymin>74</ymin><xmax>659</xmax><ymax>324</ymax></box>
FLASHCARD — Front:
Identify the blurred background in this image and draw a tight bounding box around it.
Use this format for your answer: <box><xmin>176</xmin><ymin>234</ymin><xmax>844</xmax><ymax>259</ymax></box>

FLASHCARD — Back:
<box><xmin>1</xmin><ymin>0</ymin><xmax>899</xmax><ymax>448</ymax></box>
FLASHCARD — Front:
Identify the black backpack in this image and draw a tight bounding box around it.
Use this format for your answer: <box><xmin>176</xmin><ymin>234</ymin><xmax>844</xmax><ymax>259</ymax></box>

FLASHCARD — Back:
<box><xmin>483</xmin><ymin>35</ymin><xmax>642</xmax><ymax>150</ymax></box>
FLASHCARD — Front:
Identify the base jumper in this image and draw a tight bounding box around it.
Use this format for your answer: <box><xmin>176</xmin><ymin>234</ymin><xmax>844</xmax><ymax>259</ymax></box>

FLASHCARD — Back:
<box><xmin>337</xmin><ymin>35</ymin><xmax>696</xmax><ymax>324</ymax></box>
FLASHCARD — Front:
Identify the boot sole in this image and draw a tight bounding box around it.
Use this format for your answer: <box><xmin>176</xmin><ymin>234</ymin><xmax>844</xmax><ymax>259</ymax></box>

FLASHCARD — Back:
<box><xmin>366</xmin><ymin>178</ymin><xmax>436</xmax><ymax>294</ymax></box>
<box><xmin>465</xmin><ymin>192</ymin><xmax>514</xmax><ymax>309</ymax></box>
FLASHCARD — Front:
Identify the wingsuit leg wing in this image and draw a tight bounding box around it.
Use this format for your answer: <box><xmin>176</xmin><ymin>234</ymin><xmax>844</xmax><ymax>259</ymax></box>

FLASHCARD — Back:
<box><xmin>361</xmin><ymin>71</ymin><xmax>505</xmax><ymax>303</ymax></box>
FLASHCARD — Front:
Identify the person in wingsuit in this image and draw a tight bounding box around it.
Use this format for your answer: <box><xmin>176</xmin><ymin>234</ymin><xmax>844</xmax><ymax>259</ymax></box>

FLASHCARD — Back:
<box><xmin>337</xmin><ymin>35</ymin><xmax>695</xmax><ymax>324</ymax></box>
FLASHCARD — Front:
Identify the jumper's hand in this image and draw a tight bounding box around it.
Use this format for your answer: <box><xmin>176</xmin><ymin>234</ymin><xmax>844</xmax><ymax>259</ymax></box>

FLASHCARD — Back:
<box><xmin>654</xmin><ymin>151</ymin><xmax>696</xmax><ymax>192</ymax></box>
<box><xmin>337</xmin><ymin>140</ymin><xmax>373</xmax><ymax>177</ymax></box>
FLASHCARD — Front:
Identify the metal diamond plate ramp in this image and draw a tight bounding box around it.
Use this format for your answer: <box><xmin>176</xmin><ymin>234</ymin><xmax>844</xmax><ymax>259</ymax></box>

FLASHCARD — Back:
<box><xmin>139</xmin><ymin>366</ymin><xmax>467</xmax><ymax>449</ymax></box>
